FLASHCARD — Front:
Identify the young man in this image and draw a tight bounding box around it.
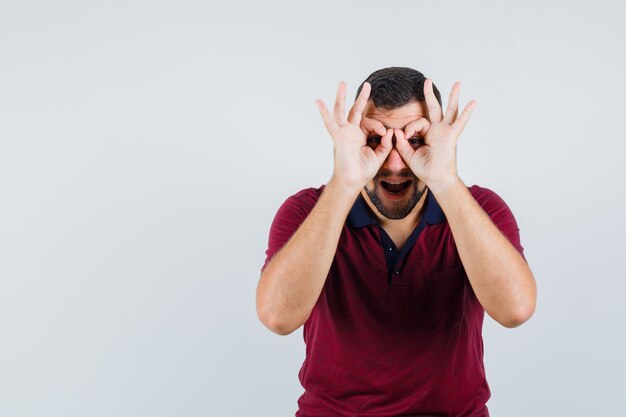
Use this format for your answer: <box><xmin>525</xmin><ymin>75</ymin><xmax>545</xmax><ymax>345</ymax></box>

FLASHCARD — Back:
<box><xmin>256</xmin><ymin>67</ymin><xmax>537</xmax><ymax>417</ymax></box>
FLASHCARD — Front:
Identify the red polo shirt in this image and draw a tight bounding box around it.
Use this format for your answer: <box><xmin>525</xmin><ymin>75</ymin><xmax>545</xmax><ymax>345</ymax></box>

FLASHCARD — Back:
<box><xmin>262</xmin><ymin>184</ymin><xmax>526</xmax><ymax>417</ymax></box>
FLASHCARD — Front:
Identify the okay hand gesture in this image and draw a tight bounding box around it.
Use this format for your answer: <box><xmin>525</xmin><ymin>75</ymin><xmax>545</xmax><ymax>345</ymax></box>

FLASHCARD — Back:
<box><xmin>316</xmin><ymin>82</ymin><xmax>393</xmax><ymax>191</ymax></box>
<box><xmin>395</xmin><ymin>79</ymin><xmax>477</xmax><ymax>192</ymax></box>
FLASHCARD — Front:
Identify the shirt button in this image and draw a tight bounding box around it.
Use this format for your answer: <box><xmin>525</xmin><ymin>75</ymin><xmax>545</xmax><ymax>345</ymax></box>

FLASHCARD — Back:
<box><xmin>395</xmin><ymin>270</ymin><xmax>400</xmax><ymax>275</ymax></box>
<box><xmin>388</xmin><ymin>247</ymin><xmax>393</xmax><ymax>251</ymax></box>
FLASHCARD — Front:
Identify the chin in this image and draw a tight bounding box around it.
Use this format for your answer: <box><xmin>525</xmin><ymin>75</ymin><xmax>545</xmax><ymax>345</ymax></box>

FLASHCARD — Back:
<box><xmin>364</xmin><ymin>181</ymin><xmax>425</xmax><ymax>220</ymax></box>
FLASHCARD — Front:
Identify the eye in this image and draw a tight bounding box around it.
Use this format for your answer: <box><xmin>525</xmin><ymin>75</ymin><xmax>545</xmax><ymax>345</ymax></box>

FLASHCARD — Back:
<box><xmin>367</xmin><ymin>135</ymin><xmax>382</xmax><ymax>149</ymax></box>
<box><xmin>408</xmin><ymin>137</ymin><xmax>425</xmax><ymax>149</ymax></box>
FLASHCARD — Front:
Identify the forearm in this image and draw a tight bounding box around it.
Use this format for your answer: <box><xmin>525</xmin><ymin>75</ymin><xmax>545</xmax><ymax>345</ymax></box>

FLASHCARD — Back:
<box><xmin>256</xmin><ymin>180</ymin><xmax>360</xmax><ymax>335</ymax></box>
<box><xmin>431</xmin><ymin>178</ymin><xmax>537</xmax><ymax>328</ymax></box>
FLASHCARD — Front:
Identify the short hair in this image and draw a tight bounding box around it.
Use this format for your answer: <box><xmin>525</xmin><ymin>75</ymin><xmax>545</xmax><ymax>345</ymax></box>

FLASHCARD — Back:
<box><xmin>355</xmin><ymin>67</ymin><xmax>442</xmax><ymax>109</ymax></box>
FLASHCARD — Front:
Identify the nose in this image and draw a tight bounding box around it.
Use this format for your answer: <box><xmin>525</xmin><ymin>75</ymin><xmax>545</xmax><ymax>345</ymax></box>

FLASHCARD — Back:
<box><xmin>382</xmin><ymin>136</ymin><xmax>407</xmax><ymax>171</ymax></box>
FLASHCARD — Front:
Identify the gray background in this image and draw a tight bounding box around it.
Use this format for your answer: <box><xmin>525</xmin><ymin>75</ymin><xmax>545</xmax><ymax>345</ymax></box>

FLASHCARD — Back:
<box><xmin>1</xmin><ymin>0</ymin><xmax>624</xmax><ymax>416</ymax></box>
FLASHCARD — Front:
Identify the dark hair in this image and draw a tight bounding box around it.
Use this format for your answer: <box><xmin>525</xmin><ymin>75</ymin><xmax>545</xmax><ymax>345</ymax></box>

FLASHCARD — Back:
<box><xmin>355</xmin><ymin>67</ymin><xmax>442</xmax><ymax>109</ymax></box>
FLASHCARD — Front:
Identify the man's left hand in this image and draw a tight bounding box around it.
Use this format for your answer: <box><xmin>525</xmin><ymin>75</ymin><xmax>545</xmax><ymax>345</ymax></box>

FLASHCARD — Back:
<box><xmin>395</xmin><ymin>79</ymin><xmax>478</xmax><ymax>193</ymax></box>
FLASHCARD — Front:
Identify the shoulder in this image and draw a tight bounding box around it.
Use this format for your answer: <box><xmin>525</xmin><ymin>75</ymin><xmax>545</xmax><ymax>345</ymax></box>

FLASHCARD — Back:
<box><xmin>467</xmin><ymin>184</ymin><xmax>526</xmax><ymax>258</ymax></box>
<box><xmin>466</xmin><ymin>184</ymin><xmax>520</xmax><ymax>222</ymax></box>
<box><xmin>466</xmin><ymin>184</ymin><xmax>520</xmax><ymax>228</ymax></box>
<box><xmin>467</xmin><ymin>184</ymin><xmax>511</xmax><ymax>211</ymax></box>
<box><xmin>287</xmin><ymin>184</ymin><xmax>325</xmax><ymax>205</ymax></box>
<box><xmin>273</xmin><ymin>184</ymin><xmax>326</xmax><ymax>219</ymax></box>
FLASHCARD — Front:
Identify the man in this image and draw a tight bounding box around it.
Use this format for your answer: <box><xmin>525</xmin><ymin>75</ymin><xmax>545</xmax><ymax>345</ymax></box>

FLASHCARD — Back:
<box><xmin>256</xmin><ymin>67</ymin><xmax>537</xmax><ymax>417</ymax></box>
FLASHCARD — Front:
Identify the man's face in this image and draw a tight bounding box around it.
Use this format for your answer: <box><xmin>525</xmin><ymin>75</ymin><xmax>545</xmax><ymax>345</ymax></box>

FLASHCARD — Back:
<box><xmin>361</xmin><ymin>100</ymin><xmax>429</xmax><ymax>220</ymax></box>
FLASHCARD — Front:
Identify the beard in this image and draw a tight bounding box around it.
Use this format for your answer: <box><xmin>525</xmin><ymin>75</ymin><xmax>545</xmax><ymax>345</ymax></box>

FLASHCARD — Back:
<box><xmin>364</xmin><ymin>171</ymin><xmax>427</xmax><ymax>220</ymax></box>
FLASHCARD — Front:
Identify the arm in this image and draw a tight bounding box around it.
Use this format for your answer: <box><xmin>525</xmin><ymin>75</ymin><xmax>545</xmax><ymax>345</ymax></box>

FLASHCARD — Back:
<box><xmin>395</xmin><ymin>78</ymin><xmax>537</xmax><ymax>328</ymax></box>
<box><xmin>256</xmin><ymin>181</ymin><xmax>359</xmax><ymax>335</ymax></box>
<box><xmin>256</xmin><ymin>81</ymin><xmax>393</xmax><ymax>335</ymax></box>
<box><xmin>431</xmin><ymin>179</ymin><xmax>536</xmax><ymax>328</ymax></box>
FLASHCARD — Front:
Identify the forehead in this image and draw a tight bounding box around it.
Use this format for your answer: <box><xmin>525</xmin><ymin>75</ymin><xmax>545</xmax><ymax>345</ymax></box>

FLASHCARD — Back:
<box><xmin>363</xmin><ymin>100</ymin><xmax>428</xmax><ymax>129</ymax></box>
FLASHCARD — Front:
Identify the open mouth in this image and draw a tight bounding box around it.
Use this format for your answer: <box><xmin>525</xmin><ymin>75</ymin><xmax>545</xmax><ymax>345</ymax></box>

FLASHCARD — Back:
<box><xmin>381</xmin><ymin>180</ymin><xmax>412</xmax><ymax>194</ymax></box>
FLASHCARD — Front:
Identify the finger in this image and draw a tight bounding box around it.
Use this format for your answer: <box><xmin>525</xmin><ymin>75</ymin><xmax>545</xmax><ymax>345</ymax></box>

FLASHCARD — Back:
<box><xmin>424</xmin><ymin>78</ymin><xmax>443</xmax><ymax>123</ymax></box>
<box><xmin>403</xmin><ymin>118</ymin><xmax>431</xmax><ymax>142</ymax></box>
<box><xmin>444</xmin><ymin>81</ymin><xmax>461</xmax><ymax>124</ymax></box>
<box><xmin>394</xmin><ymin>128</ymin><xmax>414</xmax><ymax>162</ymax></box>
<box><xmin>394</xmin><ymin>128</ymin><xmax>404</xmax><ymax>141</ymax></box>
<box><xmin>452</xmin><ymin>100</ymin><xmax>478</xmax><ymax>133</ymax></box>
<box><xmin>315</xmin><ymin>99</ymin><xmax>336</xmax><ymax>133</ymax></box>
<box><xmin>374</xmin><ymin>128</ymin><xmax>394</xmax><ymax>161</ymax></box>
<box><xmin>348</xmin><ymin>82</ymin><xmax>371</xmax><ymax>125</ymax></box>
<box><xmin>361</xmin><ymin>117</ymin><xmax>387</xmax><ymax>137</ymax></box>
<box><xmin>333</xmin><ymin>81</ymin><xmax>348</xmax><ymax>126</ymax></box>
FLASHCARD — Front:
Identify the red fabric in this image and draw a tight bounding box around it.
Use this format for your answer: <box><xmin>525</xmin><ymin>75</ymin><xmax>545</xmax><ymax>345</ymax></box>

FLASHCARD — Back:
<box><xmin>262</xmin><ymin>185</ymin><xmax>526</xmax><ymax>417</ymax></box>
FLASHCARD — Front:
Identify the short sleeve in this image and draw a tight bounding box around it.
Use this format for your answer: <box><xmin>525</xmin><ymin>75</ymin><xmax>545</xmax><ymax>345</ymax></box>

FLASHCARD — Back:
<box><xmin>469</xmin><ymin>185</ymin><xmax>527</xmax><ymax>263</ymax></box>
<box><xmin>261</xmin><ymin>187</ymin><xmax>322</xmax><ymax>273</ymax></box>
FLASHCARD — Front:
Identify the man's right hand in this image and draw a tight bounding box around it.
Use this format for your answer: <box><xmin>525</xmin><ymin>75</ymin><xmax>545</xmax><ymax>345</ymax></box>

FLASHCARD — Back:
<box><xmin>315</xmin><ymin>81</ymin><xmax>393</xmax><ymax>191</ymax></box>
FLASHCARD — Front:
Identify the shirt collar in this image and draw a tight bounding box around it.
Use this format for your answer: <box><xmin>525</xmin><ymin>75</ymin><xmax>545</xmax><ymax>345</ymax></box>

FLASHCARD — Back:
<box><xmin>347</xmin><ymin>188</ymin><xmax>446</xmax><ymax>228</ymax></box>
